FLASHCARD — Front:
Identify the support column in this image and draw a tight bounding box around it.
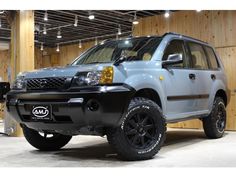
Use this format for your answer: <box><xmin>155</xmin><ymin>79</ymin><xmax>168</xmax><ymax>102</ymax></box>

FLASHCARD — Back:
<box><xmin>4</xmin><ymin>10</ymin><xmax>34</xmax><ymax>137</ymax></box>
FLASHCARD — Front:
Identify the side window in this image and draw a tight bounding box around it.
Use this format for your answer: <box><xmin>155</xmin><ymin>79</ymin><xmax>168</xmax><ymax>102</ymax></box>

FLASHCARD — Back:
<box><xmin>205</xmin><ymin>46</ymin><xmax>219</xmax><ymax>70</ymax></box>
<box><xmin>188</xmin><ymin>42</ymin><xmax>209</xmax><ymax>70</ymax></box>
<box><xmin>162</xmin><ymin>40</ymin><xmax>189</xmax><ymax>68</ymax></box>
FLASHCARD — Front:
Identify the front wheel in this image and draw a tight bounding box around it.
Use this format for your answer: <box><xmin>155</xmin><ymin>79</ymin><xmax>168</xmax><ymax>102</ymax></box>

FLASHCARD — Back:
<box><xmin>107</xmin><ymin>97</ymin><xmax>166</xmax><ymax>161</ymax></box>
<box><xmin>22</xmin><ymin>125</ymin><xmax>72</xmax><ymax>151</ymax></box>
<box><xmin>203</xmin><ymin>97</ymin><xmax>226</xmax><ymax>139</ymax></box>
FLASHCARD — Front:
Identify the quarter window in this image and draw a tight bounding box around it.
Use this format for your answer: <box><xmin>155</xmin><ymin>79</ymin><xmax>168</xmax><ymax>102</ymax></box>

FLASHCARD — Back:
<box><xmin>205</xmin><ymin>47</ymin><xmax>219</xmax><ymax>70</ymax></box>
<box><xmin>188</xmin><ymin>42</ymin><xmax>209</xmax><ymax>69</ymax></box>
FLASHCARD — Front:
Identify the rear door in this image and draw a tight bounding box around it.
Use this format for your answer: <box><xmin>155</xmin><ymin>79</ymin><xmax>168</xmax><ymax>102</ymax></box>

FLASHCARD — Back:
<box><xmin>186</xmin><ymin>42</ymin><xmax>213</xmax><ymax>112</ymax></box>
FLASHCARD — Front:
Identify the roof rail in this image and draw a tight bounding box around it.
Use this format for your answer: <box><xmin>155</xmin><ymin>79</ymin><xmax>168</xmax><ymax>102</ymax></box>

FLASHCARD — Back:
<box><xmin>163</xmin><ymin>32</ymin><xmax>181</xmax><ymax>36</ymax></box>
<box><xmin>163</xmin><ymin>32</ymin><xmax>208</xmax><ymax>44</ymax></box>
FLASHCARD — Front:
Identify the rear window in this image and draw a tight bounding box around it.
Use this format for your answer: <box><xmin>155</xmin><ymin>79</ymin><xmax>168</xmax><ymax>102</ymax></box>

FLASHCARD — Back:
<box><xmin>205</xmin><ymin>47</ymin><xmax>219</xmax><ymax>70</ymax></box>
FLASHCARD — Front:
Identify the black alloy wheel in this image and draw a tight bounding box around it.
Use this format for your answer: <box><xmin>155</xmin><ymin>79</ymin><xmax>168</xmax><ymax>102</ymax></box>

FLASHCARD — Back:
<box><xmin>203</xmin><ymin>97</ymin><xmax>226</xmax><ymax>139</ymax></box>
<box><xmin>215</xmin><ymin>103</ymin><xmax>226</xmax><ymax>133</ymax></box>
<box><xmin>107</xmin><ymin>97</ymin><xmax>166</xmax><ymax>161</ymax></box>
<box><xmin>124</xmin><ymin>112</ymin><xmax>157</xmax><ymax>149</ymax></box>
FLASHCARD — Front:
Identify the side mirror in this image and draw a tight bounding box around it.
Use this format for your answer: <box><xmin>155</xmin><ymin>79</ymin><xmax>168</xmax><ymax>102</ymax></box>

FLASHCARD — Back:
<box><xmin>162</xmin><ymin>54</ymin><xmax>183</xmax><ymax>68</ymax></box>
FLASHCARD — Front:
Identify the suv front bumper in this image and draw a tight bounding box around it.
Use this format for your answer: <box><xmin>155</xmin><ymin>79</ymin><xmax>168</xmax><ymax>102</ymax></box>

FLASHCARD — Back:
<box><xmin>6</xmin><ymin>84</ymin><xmax>135</xmax><ymax>135</ymax></box>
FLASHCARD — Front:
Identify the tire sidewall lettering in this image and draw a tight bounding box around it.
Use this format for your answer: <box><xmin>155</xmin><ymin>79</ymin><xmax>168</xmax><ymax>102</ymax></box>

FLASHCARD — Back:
<box><xmin>121</xmin><ymin>105</ymin><xmax>150</xmax><ymax>130</ymax></box>
<box><xmin>138</xmin><ymin>133</ymin><xmax>162</xmax><ymax>154</ymax></box>
<box><xmin>120</xmin><ymin>103</ymin><xmax>163</xmax><ymax>155</ymax></box>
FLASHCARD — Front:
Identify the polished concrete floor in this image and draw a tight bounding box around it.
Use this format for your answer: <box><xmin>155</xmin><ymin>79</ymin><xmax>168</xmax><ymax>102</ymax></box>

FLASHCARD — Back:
<box><xmin>0</xmin><ymin>125</ymin><xmax>236</xmax><ymax>167</ymax></box>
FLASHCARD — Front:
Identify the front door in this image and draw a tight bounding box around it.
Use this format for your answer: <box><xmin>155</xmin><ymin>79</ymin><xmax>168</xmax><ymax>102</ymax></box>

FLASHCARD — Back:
<box><xmin>162</xmin><ymin>40</ymin><xmax>197</xmax><ymax>121</ymax></box>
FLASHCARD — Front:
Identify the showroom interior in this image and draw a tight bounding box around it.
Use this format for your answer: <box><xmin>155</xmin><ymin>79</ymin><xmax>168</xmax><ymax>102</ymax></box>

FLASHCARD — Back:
<box><xmin>0</xmin><ymin>10</ymin><xmax>236</xmax><ymax>166</ymax></box>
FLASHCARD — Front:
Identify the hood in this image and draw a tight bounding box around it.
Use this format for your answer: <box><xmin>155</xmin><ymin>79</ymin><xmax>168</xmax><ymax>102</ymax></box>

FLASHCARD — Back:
<box><xmin>24</xmin><ymin>63</ymin><xmax>112</xmax><ymax>79</ymax></box>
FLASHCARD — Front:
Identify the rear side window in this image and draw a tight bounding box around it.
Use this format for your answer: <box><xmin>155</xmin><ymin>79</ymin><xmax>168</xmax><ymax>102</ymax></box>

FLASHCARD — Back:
<box><xmin>188</xmin><ymin>42</ymin><xmax>209</xmax><ymax>70</ymax></box>
<box><xmin>205</xmin><ymin>47</ymin><xmax>219</xmax><ymax>70</ymax></box>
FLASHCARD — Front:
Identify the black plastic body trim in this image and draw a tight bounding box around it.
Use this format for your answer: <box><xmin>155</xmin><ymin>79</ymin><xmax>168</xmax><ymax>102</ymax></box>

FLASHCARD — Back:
<box><xmin>166</xmin><ymin>114</ymin><xmax>208</xmax><ymax>123</ymax></box>
<box><xmin>167</xmin><ymin>94</ymin><xmax>209</xmax><ymax>101</ymax></box>
<box><xmin>6</xmin><ymin>84</ymin><xmax>135</xmax><ymax>135</ymax></box>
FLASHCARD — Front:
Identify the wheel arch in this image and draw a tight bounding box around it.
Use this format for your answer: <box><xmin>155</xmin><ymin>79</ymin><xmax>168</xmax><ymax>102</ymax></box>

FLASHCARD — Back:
<box><xmin>133</xmin><ymin>88</ymin><xmax>162</xmax><ymax>109</ymax></box>
<box><xmin>209</xmin><ymin>80</ymin><xmax>228</xmax><ymax>112</ymax></box>
<box><xmin>215</xmin><ymin>89</ymin><xmax>227</xmax><ymax>106</ymax></box>
<box><xmin>124</xmin><ymin>74</ymin><xmax>166</xmax><ymax>112</ymax></box>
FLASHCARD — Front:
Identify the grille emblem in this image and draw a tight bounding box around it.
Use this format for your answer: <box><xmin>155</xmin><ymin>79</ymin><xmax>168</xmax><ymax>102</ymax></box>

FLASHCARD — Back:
<box><xmin>27</xmin><ymin>77</ymin><xmax>66</xmax><ymax>90</ymax></box>
<box><xmin>39</xmin><ymin>79</ymin><xmax>47</xmax><ymax>88</ymax></box>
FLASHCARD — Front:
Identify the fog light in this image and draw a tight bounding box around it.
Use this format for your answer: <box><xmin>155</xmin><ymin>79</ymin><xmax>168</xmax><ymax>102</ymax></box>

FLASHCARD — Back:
<box><xmin>87</xmin><ymin>100</ymin><xmax>99</xmax><ymax>111</ymax></box>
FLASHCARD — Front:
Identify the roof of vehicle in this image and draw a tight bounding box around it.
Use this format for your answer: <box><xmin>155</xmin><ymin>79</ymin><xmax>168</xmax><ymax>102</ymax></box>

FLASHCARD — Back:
<box><xmin>162</xmin><ymin>32</ymin><xmax>209</xmax><ymax>45</ymax></box>
<box><xmin>102</xmin><ymin>32</ymin><xmax>209</xmax><ymax>46</ymax></box>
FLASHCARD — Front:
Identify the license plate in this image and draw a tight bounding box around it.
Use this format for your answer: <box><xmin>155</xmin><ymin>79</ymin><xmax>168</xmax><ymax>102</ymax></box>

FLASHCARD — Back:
<box><xmin>31</xmin><ymin>105</ymin><xmax>52</xmax><ymax>121</ymax></box>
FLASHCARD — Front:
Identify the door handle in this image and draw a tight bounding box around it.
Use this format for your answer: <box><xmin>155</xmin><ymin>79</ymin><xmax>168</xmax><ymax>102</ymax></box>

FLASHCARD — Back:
<box><xmin>211</xmin><ymin>74</ymin><xmax>216</xmax><ymax>80</ymax></box>
<box><xmin>189</xmin><ymin>73</ymin><xmax>196</xmax><ymax>80</ymax></box>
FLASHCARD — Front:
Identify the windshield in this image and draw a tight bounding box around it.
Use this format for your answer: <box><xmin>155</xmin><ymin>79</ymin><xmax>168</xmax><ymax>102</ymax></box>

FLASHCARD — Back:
<box><xmin>72</xmin><ymin>37</ymin><xmax>162</xmax><ymax>65</ymax></box>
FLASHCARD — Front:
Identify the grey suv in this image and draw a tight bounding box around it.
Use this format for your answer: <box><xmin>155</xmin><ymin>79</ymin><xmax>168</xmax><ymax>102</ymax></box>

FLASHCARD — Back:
<box><xmin>6</xmin><ymin>33</ymin><xmax>229</xmax><ymax>160</ymax></box>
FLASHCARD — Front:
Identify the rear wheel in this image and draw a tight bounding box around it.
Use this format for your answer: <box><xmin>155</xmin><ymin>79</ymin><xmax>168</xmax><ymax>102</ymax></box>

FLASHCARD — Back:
<box><xmin>203</xmin><ymin>97</ymin><xmax>226</xmax><ymax>139</ymax></box>
<box><xmin>107</xmin><ymin>97</ymin><xmax>166</xmax><ymax>161</ymax></box>
<box><xmin>22</xmin><ymin>125</ymin><xmax>72</xmax><ymax>151</ymax></box>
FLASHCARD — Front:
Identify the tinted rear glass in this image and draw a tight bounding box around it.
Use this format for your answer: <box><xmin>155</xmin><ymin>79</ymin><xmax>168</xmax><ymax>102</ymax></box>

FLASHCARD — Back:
<box><xmin>205</xmin><ymin>46</ymin><xmax>219</xmax><ymax>70</ymax></box>
<box><xmin>188</xmin><ymin>42</ymin><xmax>209</xmax><ymax>69</ymax></box>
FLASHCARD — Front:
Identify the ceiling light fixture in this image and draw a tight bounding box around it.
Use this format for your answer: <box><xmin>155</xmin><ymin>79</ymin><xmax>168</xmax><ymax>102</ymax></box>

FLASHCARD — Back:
<box><xmin>118</xmin><ymin>25</ymin><xmax>122</xmax><ymax>35</ymax></box>
<box><xmin>40</xmin><ymin>43</ymin><xmax>44</xmax><ymax>51</ymax></box>
<box><xmin>44</xmin><ymin>11</ymin><xmax>48</xmax><ymax>21</ymax></box>
<box><xmin>196</xmin><ymin>10</ymin><xmax>202</xmax><ymax>12</ymax></box>
<box><xmin>164</xmin><ymin>10</ymin><xmax>170</xmax><ymax>18</ymax></box>
<box><xmin>74</xmin><ymin>15</ymin><xmax>78</xmax><ymax>27</ymax></box>
<box><xmin>79</xmin><ymin>40</ymin><xmax>82</xmax><ymax>48</ymax></box>
<box><xmin>132</xmin><ymin>12</ymin><xmax>139</xmax><ymax>25</ymax></box>
<box><xmin>56</xmin><ymin>43</ymin><xmax>60</xmax><ymax>52</ymax></box>
<box><xmin>88</xmin><ymin>11</ymin><xmax>95</xmax><ymax>20</ymax></box>
<box><xmin>0</xmin><ymin>18</ymin><xmax>2</xmax><ymax>28</ymax></box>
<box><xmin>43</xmin><ymin>25</ymin><xmax>47</xmax><ymax>35</ymax></box>
<box><xmin>57</xmin><ymin>28</ymin><xmax>62</xmax><ymax>39</ymax></box>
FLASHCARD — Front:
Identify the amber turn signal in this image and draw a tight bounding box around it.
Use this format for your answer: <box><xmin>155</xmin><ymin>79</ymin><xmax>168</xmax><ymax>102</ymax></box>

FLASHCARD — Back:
<box><xmin>99</xmin><ymin>66</ymin><xmax>114</xmax><ymax>84</ymax></box>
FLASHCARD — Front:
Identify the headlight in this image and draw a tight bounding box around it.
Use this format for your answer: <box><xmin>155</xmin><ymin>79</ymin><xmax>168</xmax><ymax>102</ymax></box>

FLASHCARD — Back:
<box><xmin>12</xmin><ymin>73</ymin><xmax>26</xmax><ymax>90</ymax></box>
<box><xmin>72</xmin><ymin>66</ymin><xmax>113</xmax><ymax>87</ymax></box>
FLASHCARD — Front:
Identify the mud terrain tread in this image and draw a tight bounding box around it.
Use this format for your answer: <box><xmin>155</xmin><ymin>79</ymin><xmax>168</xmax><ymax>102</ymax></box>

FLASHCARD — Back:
<box><xmin>203</xmin><ymin>97</ymin><xmax>226</xmax><ymax>139</ymax></box>
<box><xmin>107</xmin><ymin>97</ymin><xmax>166</xmax><ymax>161</ymax></box>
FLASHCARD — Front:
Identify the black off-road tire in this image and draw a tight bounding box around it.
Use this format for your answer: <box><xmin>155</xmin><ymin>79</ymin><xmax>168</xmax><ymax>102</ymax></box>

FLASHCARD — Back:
<box><xmin>203</xmin><ymin>97</ymin><xmax>226</xmax><ymax>139</ymax></box>
<box><xmin>22</xmin><ymin>125</ymin><xmax>72</xmax><ymax>151</ymax></box>
<box><xmin>107</xmin><ymin>97</ymin><xmax>166</xmax><ymax>161</ymax></box>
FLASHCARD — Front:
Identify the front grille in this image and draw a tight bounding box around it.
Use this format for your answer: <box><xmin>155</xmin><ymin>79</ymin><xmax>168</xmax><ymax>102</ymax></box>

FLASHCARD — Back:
<box><xmin>26</xmin><ymin>77</ymin><xmax>68</xmax><ymax>90</ymax></box>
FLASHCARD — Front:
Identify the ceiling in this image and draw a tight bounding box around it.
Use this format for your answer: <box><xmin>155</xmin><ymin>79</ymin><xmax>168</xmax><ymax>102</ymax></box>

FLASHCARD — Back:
<box><xmin>0</xmin><ymin>10</ymin><xmax>174</xmax><ymax>47</ymax></box>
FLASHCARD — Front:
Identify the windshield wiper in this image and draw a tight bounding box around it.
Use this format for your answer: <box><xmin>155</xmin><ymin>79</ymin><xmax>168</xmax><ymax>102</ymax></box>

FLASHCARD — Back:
<box><xmin>86</xmin><ymin>61</ymin><xmax>104</xmax><ymax>65</ymax></box>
